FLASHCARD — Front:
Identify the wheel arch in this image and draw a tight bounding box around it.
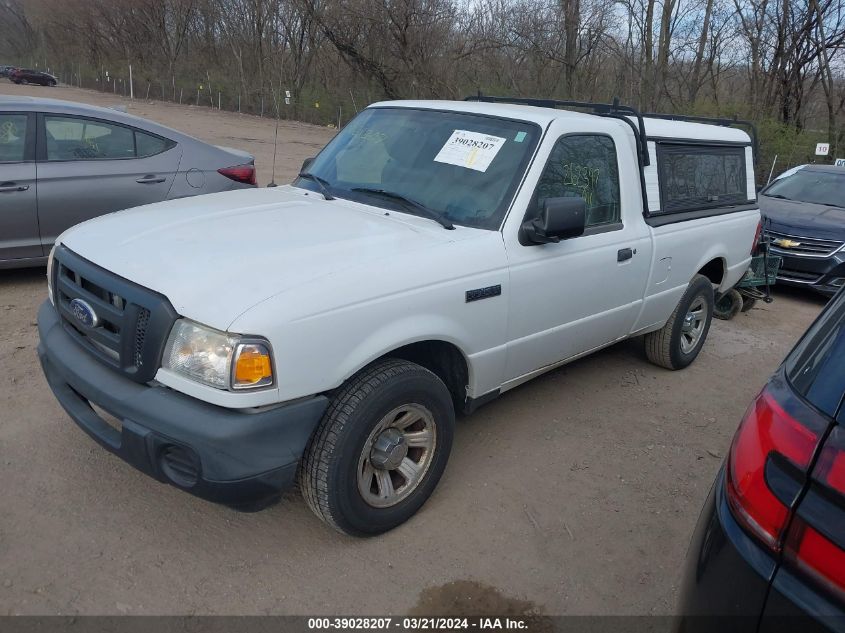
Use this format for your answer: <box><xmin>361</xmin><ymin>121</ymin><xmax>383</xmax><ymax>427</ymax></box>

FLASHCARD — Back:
<box><xmin>351</xmin><ymin>339</ymin><xmax>471</xmax><ymax>413</ymax></box>
<box><xmin>696</xmin><ymin>257</ymin><xmax>727</xmax><ymax>289</ymax></box>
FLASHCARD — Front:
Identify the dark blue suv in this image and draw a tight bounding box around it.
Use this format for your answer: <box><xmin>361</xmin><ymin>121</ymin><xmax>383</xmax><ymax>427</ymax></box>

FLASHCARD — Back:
<box><xmin>761</xmin><ymin>166</ymin><xmax>845</xmax><ymax>296</ymax></box>
<box><xmin>677</xmin><ymin>287</ymin><xmax>845</xmax><ymax>632</ymax></box>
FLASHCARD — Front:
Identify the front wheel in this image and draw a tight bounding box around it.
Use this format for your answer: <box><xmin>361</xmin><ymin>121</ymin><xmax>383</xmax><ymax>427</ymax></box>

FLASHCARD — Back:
<box><xmin>300</xmin><ymin>358</ymin><xmax>455</xmax><ymax>536</ymax></box>
<box><xmin>645</xmin><ymin>274</ymin><xmax>714</xmax><ymax>370</ymax></box>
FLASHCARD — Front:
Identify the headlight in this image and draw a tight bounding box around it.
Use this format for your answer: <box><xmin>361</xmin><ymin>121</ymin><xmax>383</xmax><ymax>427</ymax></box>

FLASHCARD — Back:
<box><xmin>46</xmin><ymin>245</ymin><xmax>56</xmax><ymax>305</ymax></box>
<box><xmin>162</xmin><ymin>319</ymin><xmax>274</xmax><ymax>390</ymax></box>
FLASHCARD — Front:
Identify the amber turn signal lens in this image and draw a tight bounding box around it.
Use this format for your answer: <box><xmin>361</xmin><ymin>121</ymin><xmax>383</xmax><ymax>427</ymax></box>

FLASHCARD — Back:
<box><xmin>233</xmin><ymin>343</ymin><xmax>273</xmax><ymax>388</ymax></box>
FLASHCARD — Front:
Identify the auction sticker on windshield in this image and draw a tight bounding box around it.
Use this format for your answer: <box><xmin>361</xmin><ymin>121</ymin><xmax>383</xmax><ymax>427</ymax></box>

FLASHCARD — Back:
<box><xmin>434</xmin><ymin>130</ymin><xmax>506</xmax><ymax>172</ymax></box>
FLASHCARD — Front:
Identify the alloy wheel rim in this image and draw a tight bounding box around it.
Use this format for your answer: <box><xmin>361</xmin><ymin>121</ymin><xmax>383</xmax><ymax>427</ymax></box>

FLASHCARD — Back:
<box><xmin>357</xmin><ymin>404</ymin><xmax>437</xmax><ymax>508</ymax></box>
<box><xmin>680</xmin><ymin>296</ymin><xmax>707</xmax><ymax>354</ymax></box>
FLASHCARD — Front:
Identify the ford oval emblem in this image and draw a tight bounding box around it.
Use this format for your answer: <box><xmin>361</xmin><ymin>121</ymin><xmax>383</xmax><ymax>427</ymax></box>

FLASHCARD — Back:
<box><xmin>69</xmin><ymin>298</ymin><xmax>99</xmax><ymax>328</ymax></box>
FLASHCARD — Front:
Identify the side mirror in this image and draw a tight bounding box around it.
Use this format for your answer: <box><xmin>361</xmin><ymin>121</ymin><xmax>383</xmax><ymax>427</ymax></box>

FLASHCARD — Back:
<box><xmin>522</xmin><ymin>197</ymin><xmax>587</xmax><ymax>244</ymax></box>
<box><xmin>756</xmin><ymin>184</ymin><xmax>763</xmax><ymax>193</ymax></box>
<box><xmin>301</xmin><ymin>157</ymin><xmax>315</xmax><ymax>173</ymax></box>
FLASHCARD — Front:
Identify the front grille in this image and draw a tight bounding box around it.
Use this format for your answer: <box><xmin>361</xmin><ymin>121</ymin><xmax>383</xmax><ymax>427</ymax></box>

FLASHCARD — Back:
<box><xmin>52</xmin><ymin>245</ymin><xmax>178</xmax><ymax>383</ymax></box>
<box><xmin>766</xmin><ymin>230</ymin><xmax>844</xmax><ymax>258</ymax></box>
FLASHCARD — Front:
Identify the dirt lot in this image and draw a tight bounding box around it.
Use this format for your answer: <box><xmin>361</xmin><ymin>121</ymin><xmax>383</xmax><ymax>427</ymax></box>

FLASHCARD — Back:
<box><xmin>0</xmin><ymin>82</ymin><xmax>830</xmax><ymax>616</ymax></box>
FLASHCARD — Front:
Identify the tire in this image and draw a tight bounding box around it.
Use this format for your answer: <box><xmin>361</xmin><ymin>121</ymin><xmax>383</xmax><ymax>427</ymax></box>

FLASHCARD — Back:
<box><xmin>740</xmin><ymin>297</ymin><xmax>757</xmax><ymax>312</ymax></box>
<box><xmin>714</xmin><ymin>288</ymin><xmax>742</xmax><ymax>320</ymax></box>
<box><xmin>645</xmin><ymin>274</ymin><xmax>714</xmax><ymax>370</ymax></box>
<box><xmin>19</xmin><ymin>79</ymin><xmax>28</xmax><ymax>85</ymax></box>
<box><xmin>300</xmin><ymin>358</ymin><xmax>455</xmax><ymax>536</ymax></box>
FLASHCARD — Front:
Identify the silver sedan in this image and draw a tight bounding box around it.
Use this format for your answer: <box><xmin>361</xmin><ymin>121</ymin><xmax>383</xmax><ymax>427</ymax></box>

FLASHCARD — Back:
<box><xmin>0</xmin><ymin>96</ymin><xmax>256</xmax><ymax>268</ymax></box>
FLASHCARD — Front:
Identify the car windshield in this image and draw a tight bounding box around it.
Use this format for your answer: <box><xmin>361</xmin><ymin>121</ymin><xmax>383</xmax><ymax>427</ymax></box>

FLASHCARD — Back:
<box><xmin>764</xmin><ymin>169</ymin><xmax>845</xmax><ymax>207</ymax></box>
<box><xmin>296</xmin><ymin>107</ymin><xmax>541</xmax><ymax>230</ymax></box>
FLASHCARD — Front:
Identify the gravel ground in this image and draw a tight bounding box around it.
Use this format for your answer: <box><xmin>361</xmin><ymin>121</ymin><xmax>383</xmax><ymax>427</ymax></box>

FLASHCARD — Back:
<box><xmin>0</xmin><ymin>81</ymin><xmax>830</xmax><ymax>616</ymax></box>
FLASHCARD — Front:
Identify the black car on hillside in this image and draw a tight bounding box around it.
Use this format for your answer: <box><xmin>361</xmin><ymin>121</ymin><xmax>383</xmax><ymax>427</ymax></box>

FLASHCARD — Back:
<box><xmin>760</xmin><ymin>165</ymin><xmax>845</xmax><ymax>296</ymax></box>
<box><xmin>676</xmin><ymin>286</ymin><xmax>845</xmax><ymax>632</ymax></box>
<box><xmin>9</xmin><ymin>68</ymin><xmax>57</xmax><ymax>86</ymax></box>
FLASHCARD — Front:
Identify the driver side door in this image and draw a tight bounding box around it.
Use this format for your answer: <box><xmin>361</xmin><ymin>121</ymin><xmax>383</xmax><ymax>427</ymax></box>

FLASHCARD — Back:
<box><xmin>502</xmin><ymin>129</ymin><xmax>653</xmax><ymax>384</ymax></box>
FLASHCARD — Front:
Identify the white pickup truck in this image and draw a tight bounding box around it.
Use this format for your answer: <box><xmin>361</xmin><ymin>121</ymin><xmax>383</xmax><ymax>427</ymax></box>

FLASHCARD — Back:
<box><xmin>37</xmin><ymin>97</ymin><xmax>761</xmax><ymax>535</ymax></box>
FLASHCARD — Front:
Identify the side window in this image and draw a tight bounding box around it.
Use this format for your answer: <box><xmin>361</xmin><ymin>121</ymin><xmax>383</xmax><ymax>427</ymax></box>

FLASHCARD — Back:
<box><xmin>45</xmin><ymin>116</ymin><xmax>135</xmax><ymax>161</ymax></box>
<box><xmin>657</xmin><ymin>144</ymin><xmax>748</xmax><ymax>213</ymax></box>
<box><xmin>533</xmin><ymin>135</ymin><xmax>621</xmax><ymax>228</ymax></box>
<box><xmin>0</xmin><ymin>113</ymin><xmax>28</xmax><ymax>162</ymax></box>
<box><xmin>785</xmin><ymin>291</ymin><xmax>845</xmax><ymax>417</ymax></box>
<box><xmin>135</xmin><ymin>131</ymin><xmax>174</xmax><ymax>158</ymax></box>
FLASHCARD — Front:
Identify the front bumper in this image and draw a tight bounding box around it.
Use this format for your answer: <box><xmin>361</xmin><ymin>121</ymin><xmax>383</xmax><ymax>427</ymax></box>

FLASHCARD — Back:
<box><xmin>774</xmin><ymin>250</ymin><xmax>845</xmax><ymax>296</ymax></box>
<box><xmin>37</xmin><ymin>300</ymin><xmax>329</xmax><ymax>509</ymax></box>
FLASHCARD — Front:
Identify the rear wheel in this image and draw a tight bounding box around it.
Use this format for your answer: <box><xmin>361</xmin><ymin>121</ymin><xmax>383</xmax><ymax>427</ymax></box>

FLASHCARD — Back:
<box><xmin>300</xmin><ymin>358</ymin><xmax>455</xmax><ymax>536</ymax></box>
<box><xmin>645</xmin><ymin>274</ymin><xmax>714</xmax><ymax>370</ymax></box>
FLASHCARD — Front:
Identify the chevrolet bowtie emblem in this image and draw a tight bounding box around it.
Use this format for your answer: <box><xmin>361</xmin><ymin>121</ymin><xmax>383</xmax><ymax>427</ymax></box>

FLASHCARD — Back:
<box><xmin>774</xmin><ymin>238</ymin><xmax>801</xmax><ymax>248</ymax></box>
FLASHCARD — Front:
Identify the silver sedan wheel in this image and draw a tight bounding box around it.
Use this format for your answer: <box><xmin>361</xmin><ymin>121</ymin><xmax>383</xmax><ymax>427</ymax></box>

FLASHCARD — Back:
<box><xmin>680</xmin><ymin>296</ymin><xmax>707</xmax><ymax>354</ymax></box>
<box><xmin>357</xmin><ymin>404</ymin><xmax>437</xmax><ymax>509</ymax></box>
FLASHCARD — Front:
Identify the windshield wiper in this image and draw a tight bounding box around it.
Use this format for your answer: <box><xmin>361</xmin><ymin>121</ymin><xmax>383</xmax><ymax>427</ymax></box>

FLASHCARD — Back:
<box><xmin>764</xmin><ymin>193</ymin><xmax>792</xmax><ymax>201</ymax></box>
<box><xmin>297</xmin><ymin>172</ymin><xmax>335</xmax><ymax>200</ymax></box>
<box><xmin>351</xmin><ymin>187</ymin><xmax>454</xmax><ymax>230</ymax></box>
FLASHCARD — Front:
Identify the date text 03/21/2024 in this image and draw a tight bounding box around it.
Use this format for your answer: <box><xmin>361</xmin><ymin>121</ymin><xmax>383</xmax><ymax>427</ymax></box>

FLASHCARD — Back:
<box><xmin>307</xmin><ymin>617</ymin><xmax>531</xmax><ymax>630</ymax></box>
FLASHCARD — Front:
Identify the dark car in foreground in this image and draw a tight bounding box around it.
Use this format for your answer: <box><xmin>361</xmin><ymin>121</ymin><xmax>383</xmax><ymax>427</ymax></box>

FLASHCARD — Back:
<box><xmin>676</xmin><ymin>286</ymin><xmax>845</xmax><ymax>632</ymax></box>
<box><xmin>9</xmin><ymin>68</ymin><xmax>57</xmax><ymax>86</ymax></box>
<box><xmin>760</xmin><ymin>165</ymin><xmax>845</xmax><ymax>296</ymax></box>
<box><xmin>0</xmin><ymin>96</ymin><xmax>257</xmax><ymax>268</ymax></box>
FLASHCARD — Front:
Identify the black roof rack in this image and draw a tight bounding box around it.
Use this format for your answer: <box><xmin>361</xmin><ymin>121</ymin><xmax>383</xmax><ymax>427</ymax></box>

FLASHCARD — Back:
<box><xmin>464</xmin><ymin>94</ymin><xmax>651</xmax><ymax>167</ymax></box>
<box><xmin>463</xmin><ymin>93</ymin><xmax>760</xmax><ymax>217</ymax></box>
<box><xmin>464</xmin><ymin>93</ymin><xmax>760</xmax><ymax>165</ymax></box>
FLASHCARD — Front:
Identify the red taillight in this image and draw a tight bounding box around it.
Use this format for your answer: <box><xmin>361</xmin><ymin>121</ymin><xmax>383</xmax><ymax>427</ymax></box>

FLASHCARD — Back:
<box><xmin>786</xmin><ymin>522</ymin><xmax>845</xmax><ymax>600</ymax></box>
<box><xmin>725</xmin><ymin>388</ymin><xmax>820</xmax><ymax>550</ymax></box>
<box><xmin>218</xmin><ymin>164</ymin><xmax>256</xmax><ymax>186</ymax></box>
<box><xmin>783</xmin><ymin>426</ymin><xmax>845</xmax><ymax>598</ymax></box>
<box><xmin>751</xmin><ymin>219</ymin><xmax>763</xmax><ymax>255</ymax></box>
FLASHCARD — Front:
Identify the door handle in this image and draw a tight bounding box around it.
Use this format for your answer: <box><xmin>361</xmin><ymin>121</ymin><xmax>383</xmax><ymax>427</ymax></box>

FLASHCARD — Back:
<box><xmin>0</xmin><ymin>183</ymin><xmax>29</xmax><ymax>193</ymax></box>
<box><xmin>617</xmin><ymin>247</ymin><xmax>634</xmax><ymax>262</ymax></box>
<box><xmin>136</xmin><ymin>175</ymin><xmax>166</xmax><ymax>184</ymax></box>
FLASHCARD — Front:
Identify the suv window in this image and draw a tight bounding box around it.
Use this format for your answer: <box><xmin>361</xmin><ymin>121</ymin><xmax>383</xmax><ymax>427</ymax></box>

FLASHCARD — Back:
<box><xmin>45</xmin><ymin>116</ymin><xmax>136</xmax><ymax>160</ymax></box>
<box><xmin>657</xmin><ymin>144</ymin><xmax>748</xmax><ymax>213</ymax></box>
<box><xmin>533</xmin><ymin>135</ymin><xmax>621</xmax><ymax>228</ymax></box>
<box><xmin>785</xmin><ymin>290</ymin><xmax>845</xmax><ymax>417</ymax></box>
<box><xmin>0</xmin><ymin>113</ymin><xmax>28</xmax><ymax>162</ymax></box>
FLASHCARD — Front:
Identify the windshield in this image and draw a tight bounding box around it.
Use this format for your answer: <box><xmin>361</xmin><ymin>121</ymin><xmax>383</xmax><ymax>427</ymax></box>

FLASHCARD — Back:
<box><xmin>764</xmin><ymin>169</ymin><xmax>845</xmax><ymax>207</ymax></box>
<box><xmin>296</xmin><ymin>107</ymin><xmax>541</xmax><ymax>229</ymax></box>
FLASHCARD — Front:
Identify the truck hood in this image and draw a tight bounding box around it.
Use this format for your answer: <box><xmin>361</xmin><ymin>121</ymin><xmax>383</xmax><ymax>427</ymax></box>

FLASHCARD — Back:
<box><xmin>59</xmin><ymin>186</ymin><xmax>481</xmax><ymax>330</ymax></box>
<box><xmin>760</xmin><ymin>195</ymin><xmax>845</xmax><ymax>240</ymax></box>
